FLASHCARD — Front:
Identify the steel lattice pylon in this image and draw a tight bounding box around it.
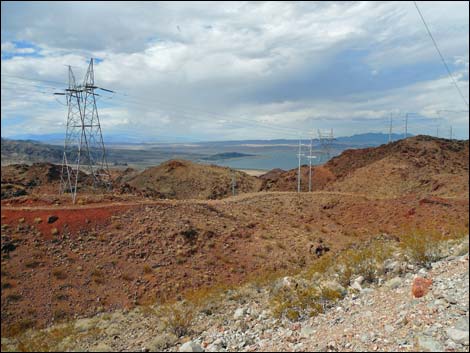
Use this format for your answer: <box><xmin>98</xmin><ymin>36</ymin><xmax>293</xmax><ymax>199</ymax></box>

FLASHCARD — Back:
<box><xmin>58</xmin><ymin>58</ymin><xmax>111</xmax><ymax>203</ymax></box>
<box><xmin>317</xmin><ymin>128</ymin><xmax>335</xmax><ymax>163</ymax></box>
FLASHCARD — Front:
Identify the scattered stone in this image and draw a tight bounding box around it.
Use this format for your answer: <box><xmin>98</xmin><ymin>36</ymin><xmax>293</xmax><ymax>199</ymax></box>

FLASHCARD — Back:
<box><xmin>321</xmin><ymin>280</ymin><xmax>347</xmax><ymax>297</ymax></box>
<box><xmin>1</xmin><ymin>241</ymin><xmax>16</xmax><ymax>253</ymax></box>
<box><xmin>148</xmin><ymin>333</ymin><xmax>178</xmax><ymax>351</ymax></box>
<box><xmin>51</xmin><ymin>227</ymin><xmax>59</xmax><ymax>235</ymax></box>
<box><xmin>233</xmin><ymin>307</ymin><xmax>246</xmax><ymax>319</ymax></box>
<box><xmin>446</xmin><ymin>328</ymin><xmax>469</xmax><ymax>345</ymax></box>
<box><xmin>47</xmin><ymin>215</ymin><xmax>59</xmax><ymax>224</ymax></box>
<box><xmin>351</xmin><ymin>281</ymin><xmax>362</xmax><ymax>292</ymax></box>
<box><xmin>74</xmin><ymin>318</ymin><xmax>96</xmax><ymax>332</ymax></box>
<box><xmin>300</xmin><ymin>326</ymin><xmax>315</xmax><ymax>337</ymax></box>
<box><xmin>385</xmin><ymin>277</ymin><xmax>402</xmax><ymax>289</ymax></box>
<box><xmin>34</xmin><ymin>217</ymin><xmax>42</xmax><ymax>224</ymax></box>
<box><xmin>92</xmin><ymin>343</ymin><xmax>114</xmax><ymax>352</ymax></box>
<box><xmin>354</xmin><ymin>276</ymin><xmax>365</xmax><ymax>285</ymax></box>
<box><xmin>417</xmin><ymin>335</ymin><xmax>444</xmax><ymax>352</ymax></box>
<box><xmin>18</xmin><ymin>218</ymin><xmax>25</xmax><ymax>223</ymax></box>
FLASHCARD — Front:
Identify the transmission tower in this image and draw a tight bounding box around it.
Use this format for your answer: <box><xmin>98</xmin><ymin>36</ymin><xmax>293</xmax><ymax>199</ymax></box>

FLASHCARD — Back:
<box><xmin>55</xmin><ymin>58</ymin><xmax>112</xmax><ymax>203</ymax></box>
<box><xmin>317</xmin><ymin>128</ymin><xmax>335</xmax><ymax>163</ymax></box>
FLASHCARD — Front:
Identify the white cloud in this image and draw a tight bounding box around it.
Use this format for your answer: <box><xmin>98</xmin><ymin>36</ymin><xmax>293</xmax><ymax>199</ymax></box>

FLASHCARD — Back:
<box><xmin>1</xmin><ymin>1</ymin><xmax>469</xmax><ymax>140</ymax></box>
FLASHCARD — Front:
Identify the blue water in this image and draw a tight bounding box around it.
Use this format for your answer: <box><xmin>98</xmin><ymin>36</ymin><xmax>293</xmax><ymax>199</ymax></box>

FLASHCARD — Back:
<box><xmin>201</xmin><ymin>150</ymin><xmax>329</xmax><ymax>171</ymax></box>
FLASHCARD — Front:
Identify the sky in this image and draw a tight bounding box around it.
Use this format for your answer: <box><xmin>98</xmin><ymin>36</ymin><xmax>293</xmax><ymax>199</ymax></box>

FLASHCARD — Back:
<box><xmin>1</xmin><ymin>1</ymin><xmax>469</xmax><ymax>142</ymax></box>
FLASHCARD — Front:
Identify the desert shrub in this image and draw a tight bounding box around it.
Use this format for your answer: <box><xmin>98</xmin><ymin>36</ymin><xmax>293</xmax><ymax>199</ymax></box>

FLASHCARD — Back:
<box><xmin>54</xmin><ymin>293</ymin><xmax>70</xmax><ymax>301</ymax></box>
<box><xmin>53</xmin><ymin>308</ymin><xmax>68</xmax><ymax>321</ymax></box>
<box><xmin>6</xmin><ymin>293</ymin><xmax>22</xmax><ymax>302</ymax></box>
<box><xmin>121</xmin><ymin>273</ymin><xmax>134</xmax><ymax>281</ymax></box>
<box><xmin>2</xmin><ymin>319</ymin><xmax>37</xmax><ymax>337</ymax></box>
<box><xmin>25</xmin><ymin>260</ymin><xmax>41</xmax><ymax>269</ymax></box>
<box><xmin>270</xmin><ymin>282</ymin><xmax>323</xmax><ymax>321</ymax></box>
<box><xmin>157</xmin><ymin>301</ymin><xmax>194</xmax><ymax>337</ymax></box>
<box><xmin>143</xmin><ymin>264</ymin><xmax>152</xmax><ymax>274</ymax></box>
<box><xmin>13</xmin><ymin>323</ymin><xmax>97</xmax><ymax>351</ymax></box>
<box><xmin>2</xmin><ymin>281</ymin><xmax>12</xmax><ymax>289</ymax></box>
<box><xmin>399</xmin><ymin>229</ymin><xmax>444</xmax><ymax>266</ymax></box>
<box><xmin>181</xmin><ymin>228</ymin><xmax>198</xmax><ymax>242</ymax></box>
<box><xmin>52</xmin><ymin>269</ymin><xmax>67</xmax><ymax>280</ymax></box>
<box><xmin>334</xmin><ymin>240</ymin><xmax>394</xmax><ymax>285</ymax></box>
<box><xmin>91</xmin><ymin>269</ymin><xmax>105</xmax><ymax>284</ymax></box>
<box><xmin>305</xmin><ymin>252</ymin><xmax>334</xmax><ymax>278</ymax></box>
<box><xmin>320</xmin><ymin>287</ymin><xmax>342</xmax><ymax>302</ymax></box>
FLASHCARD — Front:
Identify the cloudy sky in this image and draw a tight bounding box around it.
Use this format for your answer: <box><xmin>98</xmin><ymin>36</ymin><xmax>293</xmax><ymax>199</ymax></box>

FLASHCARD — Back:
<box><xmin>1</xmin><ymin>1</ymin><xmax>469</xmax><ymax>142</ymax></box>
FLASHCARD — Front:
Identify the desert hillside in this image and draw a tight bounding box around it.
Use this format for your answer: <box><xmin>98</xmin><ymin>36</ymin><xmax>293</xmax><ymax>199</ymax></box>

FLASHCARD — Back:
<box><xmin>262</xmin><ymin>136</ymin><xmax>469</xmax><ymax>198</ymax></box>
<box><xmin>124</xmin><ymin>159</ymin><xmax>262</xmax><ymax>200</ymax></box>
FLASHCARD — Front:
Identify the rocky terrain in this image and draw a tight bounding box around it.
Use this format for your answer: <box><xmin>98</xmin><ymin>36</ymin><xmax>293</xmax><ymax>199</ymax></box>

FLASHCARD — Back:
<box><xmin>1</xmin><ymin>234</ymin><xmax>467</xmax><ymax>352</ymax></box>
<box><xmin>1</xmin><ymin>135</ymin><xmax>469</xmax><ymax>352</ymax></box>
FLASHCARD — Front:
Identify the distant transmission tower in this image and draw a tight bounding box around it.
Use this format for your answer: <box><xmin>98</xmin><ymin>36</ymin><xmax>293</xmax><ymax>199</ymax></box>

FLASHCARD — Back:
<box><xmin>55</xmin><ymin>58</ymin><xmax>112</xmax><ymax>203</ymax></box>
<box><xmin>306</xmin><ymin>132</ymin><xmax>317</xmax><ymax>192</ymax></box>
<box><xmin>231</xmin><ymin>170</ymin><xmax>236</xmax><ymax>196</ymax></box>
<box><xmin>297</xmin><ymin>138</ymin><xmax>305</xmax><ymax>193</ymax></box>
<box><xmin>404</xmin><ymin>113</ymin><xmax>408</xmax><ymax>139</ymax></box>
<box><xmin>317</xmin><ymin>128</ymin><xmax>335</xmax><ymax>163</ymax></box>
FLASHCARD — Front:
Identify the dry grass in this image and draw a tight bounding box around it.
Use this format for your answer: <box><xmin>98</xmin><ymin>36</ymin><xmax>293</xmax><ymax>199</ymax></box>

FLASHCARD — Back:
<box><xmin>143</xmin><ymin>264</ymin><xmax>153</xmax><ymax>274</ymax></box>
<box><xmin>52</xmin><ymin>269</ymin><xmax>68</xmax><ymax>280</ymax></box>
<box><xmin>91</xmin><ymin>269</ymin><xmax>105</xmax><ymax>284</ymax></box>
<box><xmin>121</xmin><ymin>273</ymin><xmax>134</xmax><ymax>281</ymax></box>
<box><xmin>156</xmin><ymin>301</ymin><xmax>195</xmax><ymax>337</ymax></box>
<box><xmin>270</xmin><ymin>282</ymin><xmax>323</xmax><ymax>321</ymax></box>
<box><xmin>10</xmin><ymin>324</ymin><xmax>102</xmax><ymax>352</ymax></box>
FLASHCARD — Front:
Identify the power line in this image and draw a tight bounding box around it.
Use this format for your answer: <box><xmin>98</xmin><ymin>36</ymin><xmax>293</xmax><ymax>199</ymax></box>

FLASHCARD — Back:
<box><xmin>1</xmin><ymin>73</ymin><xmax>67</xmax><ymax>87</ymax></box>
<box><xmin>413</xmin><ymin>1</ymin><xmax>469</xmax><ymax>108</ymax></box>
<box><xmin>2</xmin><ymin>74</ymin><xmax>304</xmax><ymax>136</ymax></box>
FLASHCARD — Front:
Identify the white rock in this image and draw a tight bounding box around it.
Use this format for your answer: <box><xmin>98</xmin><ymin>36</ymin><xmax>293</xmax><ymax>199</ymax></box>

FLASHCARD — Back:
<box><xmin>351</xmin><ymin>281</ymin><xmax>362</xmax><ymax>292</ymax></box>
<box><xmin>446</xmin><ymin>328</ymin><xmax>469</xmax><ymax>345</ymax></box>
<box><xmin>234</xmin><ymin>307</ymin><xmax>246</xmax><ymax>320</ymax></box>
<box><xmin>179</xmin><ymin>341</ymin><xmax>204</xmax><ymax>352</ymax></box>
<box><xmin>300</xmin><ymin>326</ymin><xmax>315</xmax><ymax>337</ymax></box>
<box><xmin>354</xmin><ymin>276</ymin><xmax>365</xmax><ymax>285</ymax></box>
<box><xmin>417</xmin><ymin>336</ymin><xmax>443</xmax><ymax>352</ymax></box>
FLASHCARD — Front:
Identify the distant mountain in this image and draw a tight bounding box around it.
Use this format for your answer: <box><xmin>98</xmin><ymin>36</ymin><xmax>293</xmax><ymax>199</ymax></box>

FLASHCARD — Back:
<box><xmin>1</xmin><ymin>138</ymin><xmax>63</xmax><ymax>165</ymax></box>
<box><xmin>188</xmin><ymin>132</ymin><xmax>412</xmax><ymax>147</ymax></box>
<box><xmin>202</xmin><ymin>152</ymin><xmax>255</xmax><ymax>160</ymax></box>
<box><xmin>0</xmin><ymin>132</ymin><xmax>421</xmax><ymax>167</ymax></box>
<box><xmin>334</xmin><ymin>132</ymin><xmax>411</xmax><ymax>146</ymax></box>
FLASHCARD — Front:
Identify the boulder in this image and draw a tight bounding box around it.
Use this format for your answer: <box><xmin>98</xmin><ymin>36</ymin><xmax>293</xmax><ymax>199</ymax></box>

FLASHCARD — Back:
<box><xmin>412</xmin><ymin>277</ymin><xmax>433</xmax><ymax>298</ymax></box>
<box><xmin>179</xmin><ymin>341</ymin><xmax>204</xmax><ymax>352</ymax></box>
